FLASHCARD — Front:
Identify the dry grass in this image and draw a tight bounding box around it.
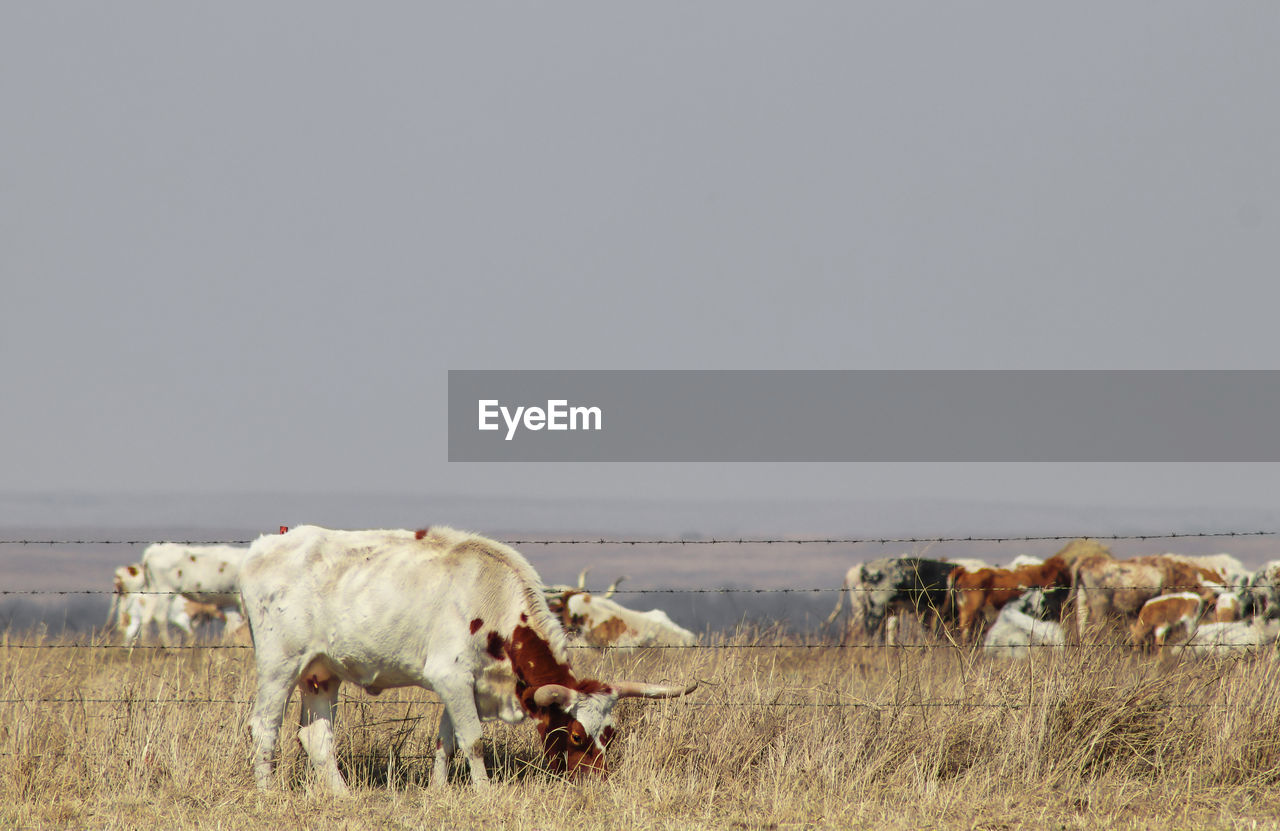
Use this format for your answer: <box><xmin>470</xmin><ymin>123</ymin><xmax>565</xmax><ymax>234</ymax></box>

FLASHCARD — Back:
<box><xmin>4</xmin><ymin>627</ymin><xmax>1280</xmax><ymax>830</ymax></box>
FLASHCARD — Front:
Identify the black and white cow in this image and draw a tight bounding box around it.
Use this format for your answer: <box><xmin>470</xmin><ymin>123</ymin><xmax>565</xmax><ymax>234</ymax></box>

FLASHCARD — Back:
<box><xmin>825</xmin><ymin>557</ymin><xmax>956</xmax><ymax>644</ymax></box>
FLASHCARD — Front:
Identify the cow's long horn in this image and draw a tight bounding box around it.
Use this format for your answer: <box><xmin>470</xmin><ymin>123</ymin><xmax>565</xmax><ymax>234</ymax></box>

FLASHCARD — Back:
<box><xmin>611</xmin><ymin>680</ymin><xmax>698</xmax><ymax>699</ymax></box>
<box><xmin>577</xmin><ymin>566</ymin><xmax>592</xmax><ymax>590</ymax></box>
<box><xmin>533</xmin><ymin>684</ymin><xmax>577</xmax><ymax>708</ymax></box>
<box><xmin>603</xmin><ymin>576</ymin><xmax>629</xmax><ymax>599</ymax></box>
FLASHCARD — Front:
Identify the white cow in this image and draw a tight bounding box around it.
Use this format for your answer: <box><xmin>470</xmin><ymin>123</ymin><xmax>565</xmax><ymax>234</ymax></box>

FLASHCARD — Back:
<box><xmin>1177</xmin><ymin>619</ymin><xmax>1280</xmax><ymax>657</ymax></box>
<box><xmin>107</xmin><ymin>564</ymin><xmax>149</xmax><ymax>632</ymax></box>
<box><xmin>130</xmin><ymin>543</ymin><xmax>248</xmax><ymax>644</ymax></box>
<box><xmin>982</xmin><ymin>607</ymin><xmax>1065</xmax><ymax>659</ymax></box>
<box><xmin>241</xmin><ymin>525</ymin><xmax>697</xmax><ymax>794</ymax></box>
<box><xmin>108</xmin><ymin>562</ymin><xmax>199</xmax><ymax>643</ymax></box>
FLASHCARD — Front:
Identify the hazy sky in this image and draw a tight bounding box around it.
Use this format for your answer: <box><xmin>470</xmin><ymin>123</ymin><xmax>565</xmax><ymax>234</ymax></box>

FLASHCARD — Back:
<box><xmin>4</xmin><ymin>5</ymin><xmax>1280</xmax><ymax>515</ymax></box>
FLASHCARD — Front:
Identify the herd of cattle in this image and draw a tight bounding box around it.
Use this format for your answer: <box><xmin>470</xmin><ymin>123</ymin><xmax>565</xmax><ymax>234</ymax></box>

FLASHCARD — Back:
<box><xmin>825</xmin><ymin>538</ymin><xmax>1280</xmax><ymax>657</ymax></box>
<box><xmin>95</xmin><ymin>528</ymin><xmax>1280</xmax><ymax>792</ymax></box>
<box><xmin>107</xmin><ymin>534</ymin><xmax>1280</xmax><ymax>660</ymax></box>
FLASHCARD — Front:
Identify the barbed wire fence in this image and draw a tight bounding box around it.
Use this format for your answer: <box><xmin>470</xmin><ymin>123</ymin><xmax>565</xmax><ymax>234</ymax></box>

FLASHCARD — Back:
<box><xmin>0</xmin><ymin>528</ymin><xmax>1277</xmax><ymax>712</ymax></box>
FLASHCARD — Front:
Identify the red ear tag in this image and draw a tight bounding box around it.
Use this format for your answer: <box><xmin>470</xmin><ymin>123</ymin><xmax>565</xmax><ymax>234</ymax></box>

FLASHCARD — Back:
<box><xmin>279</xmin><ymin>526</ymin><xmax>289</xmax><ymax>534</ymax></box>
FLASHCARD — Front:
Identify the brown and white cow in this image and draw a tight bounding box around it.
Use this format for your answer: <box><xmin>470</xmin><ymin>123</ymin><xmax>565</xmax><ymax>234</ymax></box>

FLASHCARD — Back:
<box><xmin>948</xmin><ymin>556</ymin><xmax>1072</xmax><ymax>643</ymax></box>
<box><xmin>241</xmin><ymin>525</ymin><xmax>697</xmax><ymax>794</ymax></box>
<box><xmin>1071</xmin><ymin>554</ymin><xmax>1224</xmax><ymax>642</ymax></box>
<box><xmin>1129</xmin><ymin>592</ymin><xmax>1204</xmax><ymax>654</ymax></box>
<box><xmin>547</xmin><ymin>575</ymin><xmax>697</xmax><ymax>650</ymax></box>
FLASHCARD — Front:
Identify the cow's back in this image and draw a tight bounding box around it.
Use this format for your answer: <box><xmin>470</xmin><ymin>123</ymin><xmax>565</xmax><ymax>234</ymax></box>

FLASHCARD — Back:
<box><xmin>143</xmin><ymin>542</ymin><xmax>248</xmax><ymax>598</ymax></box>
<box><xmin>240</xmin><ymin>525</ymin><xmax>567</xmax><ymax>689</ymax></box>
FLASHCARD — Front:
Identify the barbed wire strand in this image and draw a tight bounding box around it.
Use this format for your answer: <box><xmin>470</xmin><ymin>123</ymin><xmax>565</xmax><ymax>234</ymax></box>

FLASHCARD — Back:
<box><xmin>0</xmin><ymin>696</ymin><xmax>1229</xmax><ymax>709</ymax></box>
<box><xmin>1</xmin><ymin>529</ymin><xmax>1277</xmax><ymax>546</ymax></box>
<box><xmin>0</xmin><ymin>641</ymin><xmax>1267</xmax><ymax>652</ymax></box>
<box><xmin>0</xmin><ymin>582</ymin><xmax>1267</xmax><ymax>596</ymax></box>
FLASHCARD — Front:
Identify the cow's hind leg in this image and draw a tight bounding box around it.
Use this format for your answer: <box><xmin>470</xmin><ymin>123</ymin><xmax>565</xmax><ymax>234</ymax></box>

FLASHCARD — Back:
<box><xmin>430</xmin><ymin>709</ymin><xmax>457</xmax><ymax>788</ymax></box>
<box><xmin>298</xmin><ymin>673</ymin><xmax>348</xmax><ymax>795</ymax></box>
<box><xmin>249</xmin><ymin>665</ymin><xmax>296</xmax><ymax>790</ymax></box>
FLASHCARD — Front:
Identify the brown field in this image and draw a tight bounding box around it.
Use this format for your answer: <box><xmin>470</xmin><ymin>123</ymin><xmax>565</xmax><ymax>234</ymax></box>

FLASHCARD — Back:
<box><xmin>3</xmin><ymin>627</ymin><xmax>1280</xmax><ymax>830</ymax></box>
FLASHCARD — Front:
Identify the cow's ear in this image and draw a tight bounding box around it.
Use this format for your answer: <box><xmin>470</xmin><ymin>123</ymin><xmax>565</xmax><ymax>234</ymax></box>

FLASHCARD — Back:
<box><xmin>533</xmin><ymin>684</ymin><xmax>577</xmax><ymax>709</ymax></box>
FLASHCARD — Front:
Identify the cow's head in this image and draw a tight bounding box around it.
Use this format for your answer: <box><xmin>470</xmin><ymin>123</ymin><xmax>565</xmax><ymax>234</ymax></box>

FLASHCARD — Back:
<box><xmin>114</xmin><ymin>564</ymin><xmax>143</xmax><ymax>594</ymax></box>
<box><xmin>525</xmin><ymin>679</ymin><xmax>697</xmax><ymax>776</ymax></box>
<box><xmin>504</xmin><ymin>622</ymin><xmax>695</xmax><ymax>776</ymax></box>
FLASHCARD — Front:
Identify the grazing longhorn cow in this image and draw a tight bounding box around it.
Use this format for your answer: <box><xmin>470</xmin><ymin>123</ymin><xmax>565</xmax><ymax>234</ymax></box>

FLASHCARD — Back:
<box><xmin>135</xmin><ymin>543</ymin><xmax>248</xmax><ymax>645</ymax></box>
<box><xmin>241</xmin><ymin>525</ymin><xmax>697</xmax><ymax>794</ymax></box>
<box><xmin>1129</xmin><ymin>592</ymin><xmax>1204</xmax><ymax>654</ymax></box>
<box><xmin>547</xmin><ymin>574</ymin><xmax>697</xmax><ymax>649</ymax></box>
<box><xmin>948</xmin><ymin>556</ymin><xmax>1072</xmax><ymax>644</ymax></box>
<box><xmin>825</xmin><ymin>557</ymin><xmax>955</xmax><ymax>644</ymax></box>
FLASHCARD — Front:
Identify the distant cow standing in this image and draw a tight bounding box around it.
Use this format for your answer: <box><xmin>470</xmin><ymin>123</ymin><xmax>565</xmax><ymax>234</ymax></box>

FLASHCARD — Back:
<box><xmin>825</xmin><ymin>557</ymin><xmax>955</xmax><ymax>644</ymax></box>
<box><xmin>1071</xmin><ymin>554</ymin><xmax>1223</xmax><ymax>643</ymax></box>
<box><xmin>1129</xmin><ymin>592</ymin><xmax>1205</xmax><ymax>654</ymax></box>
<box><xmin>136</xmin><ymin>543</ymin><xmax>248</xmax><ymax>645</ymax></box>
<box><xmin>949</xmin><ymin>556</ymin><xmax>1072</xmax><ymax>643</ymax></box>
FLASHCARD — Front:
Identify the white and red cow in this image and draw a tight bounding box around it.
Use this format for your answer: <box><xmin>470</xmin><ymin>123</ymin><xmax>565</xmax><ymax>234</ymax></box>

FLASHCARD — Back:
<box><xmin>1129</xmin><ymin>592</ymin><xmax>1205</xmax><ymax>654</ymax></box>
<box><xmin>240</xmin><ymin>525</ymin><xmax>697</xmax><ymax>794</ymax></box>
<box><xmin>547</xmin><ymin>575</ymin><xmax>697</xmax><ymax>649</ymax></box>
<box><xmin>129</xmin><ymin>543</ymin><xmax>248</xmax><ymax>644</ymax></box>
<box><xmin>1070</xmin><ymin>554</ymin><xmax>1225</xmax><ymax>642</ymax></box>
